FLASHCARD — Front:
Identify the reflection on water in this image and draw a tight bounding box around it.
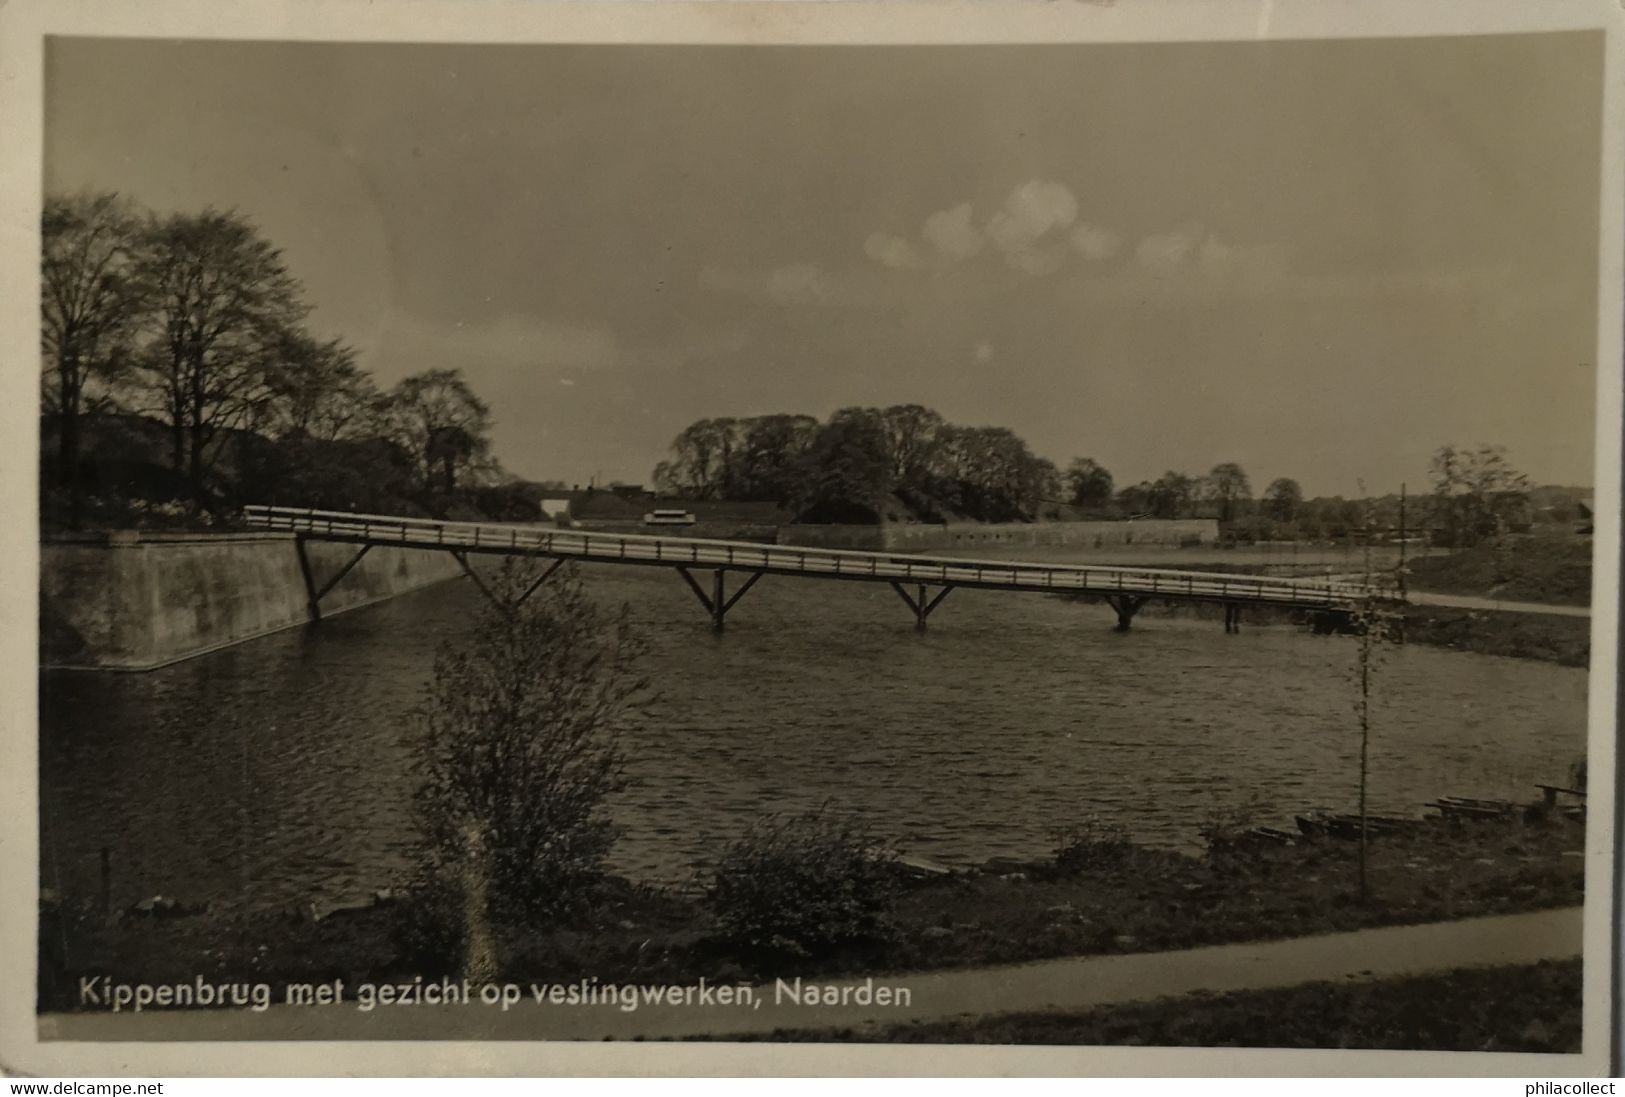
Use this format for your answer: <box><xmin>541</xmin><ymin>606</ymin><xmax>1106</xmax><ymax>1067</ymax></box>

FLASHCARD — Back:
<box><xmin>39</xmin><ymin>565</ymin><xmax>1588</xmax><ymax>914</ymax></box>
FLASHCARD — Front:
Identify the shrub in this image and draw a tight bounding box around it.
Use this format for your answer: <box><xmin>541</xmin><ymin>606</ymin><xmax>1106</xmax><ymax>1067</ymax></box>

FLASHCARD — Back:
<box><xmin>408</xmin><ymin>557</ymin><xmax>648</xmax><ymax>932</ymax></box>
<box><xmin>1051</xmin><ymin>817</ymin><xmax>1133</xmax><ymax>874</ymax></box>
<box><xmin>388</xmin><ymin>878</ymin><xmax>468</xmax><ymax>978</ymax></box>
<box><xmin>1199</xmin><ymin>795</ymin><xmax>1267</xmax><ymax>857</ymax></box>
<box><xmin>706</xmin><ymin>809</ymin><xmax>900</xmax><ymax>962</ymax></box>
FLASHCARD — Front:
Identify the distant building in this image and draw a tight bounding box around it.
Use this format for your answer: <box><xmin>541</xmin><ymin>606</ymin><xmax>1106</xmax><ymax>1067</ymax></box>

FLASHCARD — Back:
<box><xmin>536</xmin><ymin>489</ymin><xmax>576</xmax><ymax>519</ymax></box>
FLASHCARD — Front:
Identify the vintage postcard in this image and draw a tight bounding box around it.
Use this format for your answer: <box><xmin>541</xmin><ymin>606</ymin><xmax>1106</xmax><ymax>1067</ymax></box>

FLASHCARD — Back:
<box><xmin>1</xmin><ymin>0</ymin><xmax>1621</xmax><ymax>1079</ymax></box>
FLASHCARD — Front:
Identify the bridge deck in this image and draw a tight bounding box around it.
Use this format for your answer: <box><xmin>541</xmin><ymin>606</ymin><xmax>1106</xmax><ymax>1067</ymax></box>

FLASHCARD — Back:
<box><xmin>244</xmin><ymin>505</ymin><xmax>1385</xmax><ymax>611</ymax></box>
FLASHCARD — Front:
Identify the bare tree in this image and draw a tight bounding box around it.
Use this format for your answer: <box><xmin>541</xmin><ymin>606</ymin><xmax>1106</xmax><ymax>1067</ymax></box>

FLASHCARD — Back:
<box><xmin>1349</xmin><ymin>491</ymin><xmax>1396</xmax><ymax>902</ymax></box>
<box><xmin>1428</xmin><ymin>443</ymin><xmax>1531</xmax><ymax>547</ymax></box>
<box><xmin>40</xmin><ymin>192</ymin><xmax>149</xmax><ymax>517</ymax></box>
<box><xmin>134</xmin><ymin>208</ymin><xmax>307</xmax><ymax>494</ymax></box>
<box><xmin>261</xmin><ymin>331</ymin><xmax>374</xmax><ymax>442</ymax></box>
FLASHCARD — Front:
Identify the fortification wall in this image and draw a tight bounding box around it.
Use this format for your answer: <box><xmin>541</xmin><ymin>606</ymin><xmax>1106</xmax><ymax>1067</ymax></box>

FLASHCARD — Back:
<box><xmin>40</xmin><ymin>532</ymin><xmax>462</xmax><ymax>671</ymax></box>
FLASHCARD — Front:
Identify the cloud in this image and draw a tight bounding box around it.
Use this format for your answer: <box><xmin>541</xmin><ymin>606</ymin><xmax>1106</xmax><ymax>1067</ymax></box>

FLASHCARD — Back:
<box><xmin>765</xmin><ymin>262</ymin><xmax>848</xmax><ymax>306</ymax></box>
<box><xmin>1136</xmin><ymin>230</ymin><xmax>1198</xmax><ymax>272</ymax></box>
<box><xmin>973</xmin><ymin>340</ymin><xmax>994</xmax><ymax>364</ymax></box>
<box><xmin>1127</xmin><ymin>228</ymin><xmax>1292</xmax><ymax>284</ymax></box>
<box><xmin>863</xmin><ymin>231</ymin><xmax>922</xmax><ymax>270</ymax></box>
<box><xmin>1071</xmin><ymin>223</ymin><xmax>1121</xmax><ymax>262</ymax></box>
<box><xmin>988</xmin><ymin>181</ymin><xmax>1079</xmax><ymax>269</ymax></box>
<box><xmin>908</xmin><ymin>183</ymin><xmax>1120</xmax><ymax>277</ymax></box>
<box><xmin>923</xmin><ymin>202</ymin><xmax>984</xmax><ymax>260</ymax></box>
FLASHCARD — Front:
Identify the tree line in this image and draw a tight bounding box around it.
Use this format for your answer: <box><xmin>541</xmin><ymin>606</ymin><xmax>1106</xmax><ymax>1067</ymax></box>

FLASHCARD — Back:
<box><xmin>652</xmin><ymin>407</ymin><xmax>1063</xmax><ymax>523</ymax></box>
<box><xmin>653</xmin><ymin>412</ymin><xmax>1549</xmax><ymax>547</ymax></box>
<box><xmin>651</xmin><ymin>408</ymin><xmax>1307</xmax><ymax>528</ymax></box>
<box><xmin>40</xmin><ymin>191</ymin><xmax>514</xmax><ymax>528</ymax></box>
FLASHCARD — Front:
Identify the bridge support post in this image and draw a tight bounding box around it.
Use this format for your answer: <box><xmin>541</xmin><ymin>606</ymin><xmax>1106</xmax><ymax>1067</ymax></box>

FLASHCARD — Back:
<box><xmin>890</xmin><ymin>582</ymin><xmax>954</xmax><ymax>631</ymax></box>
<box><xmin>1224</xmin><ymin>603</ymin><xmax>1242</xmax><ymax>634</ymax></box>
<box><xmin>295</xmin><ymin>536</ymin><xmax>321</xmax><ymax>622</ymax></box>
<box><xmin>676</xmin><ymin>567</ymin><xmax>762</xmax><ymax>632</ymax></box>
<box><xmin>296</xmin><ymin>536</ymin><xmax>372</xmax><ymax>622</ymax></box>
<box><xmin>1107</xmin><ymin>595</ymin><xmax>1147</xmax><ymax>631</ymax></box>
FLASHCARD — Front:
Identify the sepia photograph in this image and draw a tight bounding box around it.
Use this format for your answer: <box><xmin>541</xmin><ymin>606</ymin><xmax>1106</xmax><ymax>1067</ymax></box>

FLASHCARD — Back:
<box><xmin>3</xmin><ymin>0</ymin><xmax>1621</xmax><ymax>1079</ymax></box>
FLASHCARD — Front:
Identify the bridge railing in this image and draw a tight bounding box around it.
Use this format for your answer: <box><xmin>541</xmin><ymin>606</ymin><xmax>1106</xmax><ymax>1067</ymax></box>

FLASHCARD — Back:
<box><xmin>243</xmin><ymin>505</ymin><xmax>1388</xmax><ymax>607</ymax></box>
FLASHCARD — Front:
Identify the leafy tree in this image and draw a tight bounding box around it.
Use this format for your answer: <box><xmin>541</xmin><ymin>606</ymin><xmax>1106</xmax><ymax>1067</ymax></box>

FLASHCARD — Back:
<box><xmin>40</xmin><ymin>193</ymin><xmax>149</xmax><ymax>516</ymax></box>
<box><xmin>878</xmin><ymin>404</ymin><xmax>945</xmax><ymax>489</ymax></box>
<box><xmin>1205</xmin><ymin>462</ymin><xmax>1252</xmax><ymax>524</ymax></box>
<box><xmin>410</xmin><ymin>559</ymin><xmax>647</xmax><ymax>928</ymax></box>
<box><xmin>651</xmin><ymin>458</ymin><xmax>681</xmax><ymax>497</ymax></box>
<box><xmin>1263</xmin><ymin>477</ymin><xmax>1303</xmax><ymax>523</ymax></box>
<box><xmin>657</xmin><ymin>417</ymin><xmax>747</xmax><ymax>499</ymax></box>
<box><xmin>1147</xmin><ymin>471</ymin><xmax>1196</xmax><ymax>519</ymax></box>
<box><xmin>653</xmin><ymin>405</ymin><xmax>1059</xmax><ymax>522</ymax></box>
<box><xmin>134</xmin><ymin>208</ymin><xmax>308</xmax><ymax>494</ymax></box>
<box><xmin>734</xmin><ymin>414</ymin><xmax>819</xmax><ymax>502</ymax></box>
<box><xmin>792</xmin><ymin>407</ymin><xmax>896</xmax><ymax>522</ymax></box>
<box><xmin>1114</xmin><ymin>481</ymin><xmax>1154</xmax><ymax>518</ymax></box>
<box><xmin>931</xmin><ymin>425</ymin><xmax>1056</xmax><ymax>521</ymax></box>
<box><xmin>1065</xmin><ymin>457</ymin><xmax>1114</xmax><ymax>512</ymax></box>
<box><xmin>380</xmin><ymin>369</ymin><xmax>493</xmax><ymax>497</ymax></box>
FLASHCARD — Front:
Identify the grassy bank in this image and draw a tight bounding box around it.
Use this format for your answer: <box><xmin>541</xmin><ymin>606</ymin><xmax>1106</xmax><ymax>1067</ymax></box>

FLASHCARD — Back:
<box><xmin>39</xmin><ymin>812</ymin><xmax>1584</xmax><ymax>1014</ymax></box>
<box><xmin>1064</xmin><ymin>590</ymin><xmax>1590</xmax><ymax>669</ymax></box>
<box><xmin>1400</xmin><ymin>605</ymin><xmax>1590</xmax><ymax>667</ymax></box>
<box><xmin>1406</xmin><ymin>535</ymin><xmax>1592</xmax><ymax>607</ymax></box>
<box><xmin>749</xmin><ymin>960</ymin><xmax>1583</xmax><ymax>1051</ymax></box>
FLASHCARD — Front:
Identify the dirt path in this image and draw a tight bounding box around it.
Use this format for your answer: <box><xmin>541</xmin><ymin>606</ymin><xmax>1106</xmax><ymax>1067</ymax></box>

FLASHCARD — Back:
<box><xmin>38</xmin><ymin>906</ymin><xmax>1583</xmax><ymax>1043</ymax></box>
<box><xmin>1404</xmin><ymin>590</ymin><xmax>1591</xmax><ymax>618</ymax></box>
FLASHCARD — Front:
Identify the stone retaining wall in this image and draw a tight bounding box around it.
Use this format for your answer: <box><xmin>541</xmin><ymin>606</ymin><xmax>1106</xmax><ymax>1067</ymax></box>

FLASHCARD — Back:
<box><xmin>40</xmin><ymin>531</ymin><xmax>462</xmax><ymax>671</ymax></box>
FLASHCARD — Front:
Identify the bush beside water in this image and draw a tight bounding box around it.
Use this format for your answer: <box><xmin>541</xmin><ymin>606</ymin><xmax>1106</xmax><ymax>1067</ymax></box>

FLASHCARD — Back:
<box><xmin>706</xmin><ymin>809</ymin><xmax>901</xmax><ymax>963</ymax></box>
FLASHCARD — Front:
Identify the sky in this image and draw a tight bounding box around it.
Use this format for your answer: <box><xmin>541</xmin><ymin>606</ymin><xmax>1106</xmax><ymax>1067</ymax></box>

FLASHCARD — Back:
<box><xmin>43</xmin><ymin>32</ymin><xmax>1604</xmax><ymax>497</ymax></box>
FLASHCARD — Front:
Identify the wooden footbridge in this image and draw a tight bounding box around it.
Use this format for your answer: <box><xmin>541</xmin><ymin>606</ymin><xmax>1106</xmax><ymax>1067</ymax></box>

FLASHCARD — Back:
<box><xmin>244</xmin><ymin>505</ymin><xmax>1394</xmax><ymax>633</ymax></box>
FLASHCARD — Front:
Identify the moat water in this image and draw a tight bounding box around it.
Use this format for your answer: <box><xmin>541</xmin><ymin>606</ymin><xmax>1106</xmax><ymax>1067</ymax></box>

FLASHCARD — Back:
<box><xmin>39</xmin><ymin>565</ymin><xmax>1588</xmax><ymax>914</ymax></box>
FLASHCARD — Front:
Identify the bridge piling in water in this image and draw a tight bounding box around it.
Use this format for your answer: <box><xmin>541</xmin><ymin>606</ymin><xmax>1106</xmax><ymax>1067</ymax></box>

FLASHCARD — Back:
<box><xmin>1107</xmin><ymin>595</ymin><xmax>1148</xmax><ymax>631</ymax></box>
<box><xmin>675</xmin><ymin>566</ymin><xmax>763</xmax><ymax>631</ymax></box>
<box><xmin>889</xmin><ymin>582</ymin><xmax>955</xmax><ymax>631</ymax></box>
